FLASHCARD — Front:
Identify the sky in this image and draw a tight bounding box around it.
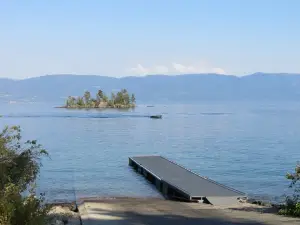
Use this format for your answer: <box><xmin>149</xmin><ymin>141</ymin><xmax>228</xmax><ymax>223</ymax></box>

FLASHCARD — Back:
<box><xmin>0</xmin><ymin>0</ymin><xmax>299</xmax><ymax>79</ymax></box>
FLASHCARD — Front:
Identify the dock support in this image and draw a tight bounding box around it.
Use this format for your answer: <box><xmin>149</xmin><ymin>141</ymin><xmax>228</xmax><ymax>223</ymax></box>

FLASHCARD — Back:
<box><xmin>162</xmin><ymin>182</ymin><xmax>168</xmax><ymax>196</ymax></box>
<box><xmin>155</xmin><ymin>179</ymin><xmax>161</xmax><ymax>191</ymax></box>
<box><xmin>129</xmin><ymin>158</ymin><xmax>133</xmax><ymax>166</ymax></box>
<box><xmin>143</xmin><ymin>169</ymin><xmax>147</xmax><ymax>177</ymax></box>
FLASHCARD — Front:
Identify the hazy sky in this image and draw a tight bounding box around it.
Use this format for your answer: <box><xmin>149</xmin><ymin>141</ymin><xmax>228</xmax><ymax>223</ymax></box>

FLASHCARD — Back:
<box><xmin>0</xmin><ymin>0</ymin><xmax>299</xmax><ymax>79</ymax></box>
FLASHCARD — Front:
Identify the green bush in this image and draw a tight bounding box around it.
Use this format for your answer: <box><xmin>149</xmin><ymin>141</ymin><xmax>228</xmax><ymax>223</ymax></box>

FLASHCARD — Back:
<box><xmin>279</xmin><ymin>195</ymin><xmax>300</xmax><ymax>217</ymax></box>
<box><xmin>0</xmin><ymin>126</ymin><xmax>49</xmax><ymax>225</ymax></box>
<box><xmin>279</xmin><ymin>164</ymin><xmax>300</xmax><ymax>217</ymax></box>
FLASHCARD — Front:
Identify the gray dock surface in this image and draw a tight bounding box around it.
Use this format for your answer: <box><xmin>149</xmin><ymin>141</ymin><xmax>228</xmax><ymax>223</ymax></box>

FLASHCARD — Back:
<box><xmin>130</xmin><ymin>156</ymin><xmax>245</xmax><ymax>205</ymax></box>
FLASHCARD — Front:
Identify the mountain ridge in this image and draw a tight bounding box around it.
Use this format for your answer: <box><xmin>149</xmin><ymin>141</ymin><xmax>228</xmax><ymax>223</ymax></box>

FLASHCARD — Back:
<box><xmin>1</xmin><ymin>73</ymin><xmax>300</xmax><ymax>103</ymax></box>
<box><xmin>3</xmin><ymin>72</ymin><xmax>300</xmax><ymax>81</ymax></box>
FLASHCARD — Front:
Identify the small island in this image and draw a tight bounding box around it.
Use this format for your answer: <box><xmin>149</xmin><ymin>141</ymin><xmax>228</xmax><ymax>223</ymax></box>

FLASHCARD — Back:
<box><xmin>62</xmin><ymin>89</ymin><xmax>136</xmax><ymax>109</ymax></box>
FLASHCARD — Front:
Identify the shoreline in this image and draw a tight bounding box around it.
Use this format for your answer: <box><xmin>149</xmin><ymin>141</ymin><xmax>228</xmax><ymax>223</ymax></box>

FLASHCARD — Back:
<box><xmin>48</xmin><ymin>197</ymin><xmax>299</xmax><ymax>225</ymax></box>
<box><xmin>46</xmin><ymin>195</ymin><xmax>283</xmax><ymax>209</ymax></box>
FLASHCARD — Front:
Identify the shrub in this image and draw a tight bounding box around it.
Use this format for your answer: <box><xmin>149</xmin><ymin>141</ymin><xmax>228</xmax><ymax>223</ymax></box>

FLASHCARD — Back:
<box><xmin>279</xmin><ymin>163</ymin><xmax>300</xmax><ymax>217</ymax></box>
<box><xmin>0</xmin><ymin>126</ymin><xmax>49</xmax><ymax>225</ymax></box>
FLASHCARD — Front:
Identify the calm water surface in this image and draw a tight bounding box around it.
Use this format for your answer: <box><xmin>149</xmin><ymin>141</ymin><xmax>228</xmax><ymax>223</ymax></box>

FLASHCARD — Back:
<box><xmin>1</xmin><ymin>101</ymin><xmax>300</xmax><ymax>202</ymax></box>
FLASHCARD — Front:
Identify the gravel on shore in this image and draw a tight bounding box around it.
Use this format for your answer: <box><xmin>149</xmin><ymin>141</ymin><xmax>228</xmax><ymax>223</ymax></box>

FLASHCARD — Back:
<box><xmin>47</xmin><ymin>203</ymin><xmax>81</xmax><ymax>225</ymax></box>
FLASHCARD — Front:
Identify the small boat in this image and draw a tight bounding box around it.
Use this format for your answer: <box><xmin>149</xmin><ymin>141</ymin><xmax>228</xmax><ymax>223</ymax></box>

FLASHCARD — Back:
<box><xmin>147</xmin><ymin>105</ymin><xmax>154</xmax><ymax>107</ymax></box>
<box><xmin>150</xmin><ymin>115</ymin><xmax>162</xmax><ymax>119</ymax></box>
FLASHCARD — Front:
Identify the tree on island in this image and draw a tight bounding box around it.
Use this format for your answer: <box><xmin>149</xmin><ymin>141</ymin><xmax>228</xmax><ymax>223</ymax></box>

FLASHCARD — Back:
<box><xmin>66</xmin><ymin>96</ymin><xmax>76</xmax><ymax>107</ymax></box>
<box><xmin>97</xmin><ymin>90</ymin><xmax>104</xmax><ymax>103</ymax></box>
<box><xmin>65</xmin><ymin>89</ymin><xmax>136</xmax><ymax>109</ymax></box>
<box><xmin>84</xmin><ymin>91</ymin><xmax>91</xmax><ymax>105</ymax></box>
<box><xmin>76</xmin><ymin>96</ymin><xmax>85</xmax><ymax>107</ymax></box>
<box><xmin>131</xmin><ymin>94</ymin><xmax>136</xmax><ymax>104</ymax></box>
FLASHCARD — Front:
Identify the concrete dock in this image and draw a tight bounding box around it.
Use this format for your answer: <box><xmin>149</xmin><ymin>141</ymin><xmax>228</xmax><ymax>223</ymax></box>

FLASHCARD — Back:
<box><xmin>129</xmin><ymin>156</ymin><xmax>246</xmax><ymax>205</ymax></box>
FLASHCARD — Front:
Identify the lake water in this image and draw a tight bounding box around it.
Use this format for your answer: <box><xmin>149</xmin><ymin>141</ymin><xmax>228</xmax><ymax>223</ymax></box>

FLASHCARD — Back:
<box><xmin>1</xmin><ymin>101</ymin><xmax>300</xmax><ymax>203</ymax></box>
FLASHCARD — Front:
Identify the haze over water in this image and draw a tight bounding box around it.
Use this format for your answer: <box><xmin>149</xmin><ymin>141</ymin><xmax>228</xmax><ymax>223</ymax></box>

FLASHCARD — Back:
<box><xmin>1</xmin><ymin>101</ymin><xmax>299</xmax><ymax>203</ymax></box>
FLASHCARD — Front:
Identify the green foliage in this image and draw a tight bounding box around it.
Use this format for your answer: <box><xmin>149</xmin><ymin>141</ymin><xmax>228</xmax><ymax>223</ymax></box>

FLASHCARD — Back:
<box><xmin>279</xmin><ymin>163</ymin><xmax>300</xmax><ymax>217</ymax></box>
<box><xmin>97</xmin><ymin>90</ymin><xmax>104</xmax><ymax>101</ymax></box>
<box><xmin>279</xmin><ymin>198</ymin><xmax>300</xmax><ymax>217</ymax></box>
<box><xmin>65</xmin><ymin>89</ymin><xmax>136</xmax><ymax>109</ymax></box>
<box><xmin>0</xmin><ymin>126</ymin><xmax>49</xmax><ymax>225</ymax></box>
<box><xmin>89</xmin><ymin>99</ymin><xmax>97</xmax><ymax>108</ymax></box>
<box><xmin>111</xmin><ymin>93</ymin><xmax>116</xmax><ymax>103</ymax></box>
<box><xmin>84</xmin><ymin>91</ymin><xmax>91</xmax><ymax>105</ymax></box>
<box><xmin>102</xmin><ymin>95</ymin><xmax>108</xmax><ymax>103</ymax></box>
<box><xmin>76</xmin><ymin>97</ymin><xmax>85</xmax><ymax>107</ymax></box>
<box><xmin>286</xmin><ymin>164</ymin><xmax>300</xmax><ymax>187</ymax></box>
<box><xmin>131</xmin><ymin>94</ymin><xmax>136</xmax><ymax>104</ymax></box>
<box><xmin>66</xmin><ymin>96</ymin><xmax>76</xmax><ymax>107</ymax></box>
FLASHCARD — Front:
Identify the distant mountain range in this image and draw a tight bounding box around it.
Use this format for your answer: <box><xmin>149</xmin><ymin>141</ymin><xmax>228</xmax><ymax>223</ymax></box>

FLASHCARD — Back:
<box><xmin>1</xmin><ymin>73</ymin><xmax>300</xmax><ymax>103</ymax></box>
